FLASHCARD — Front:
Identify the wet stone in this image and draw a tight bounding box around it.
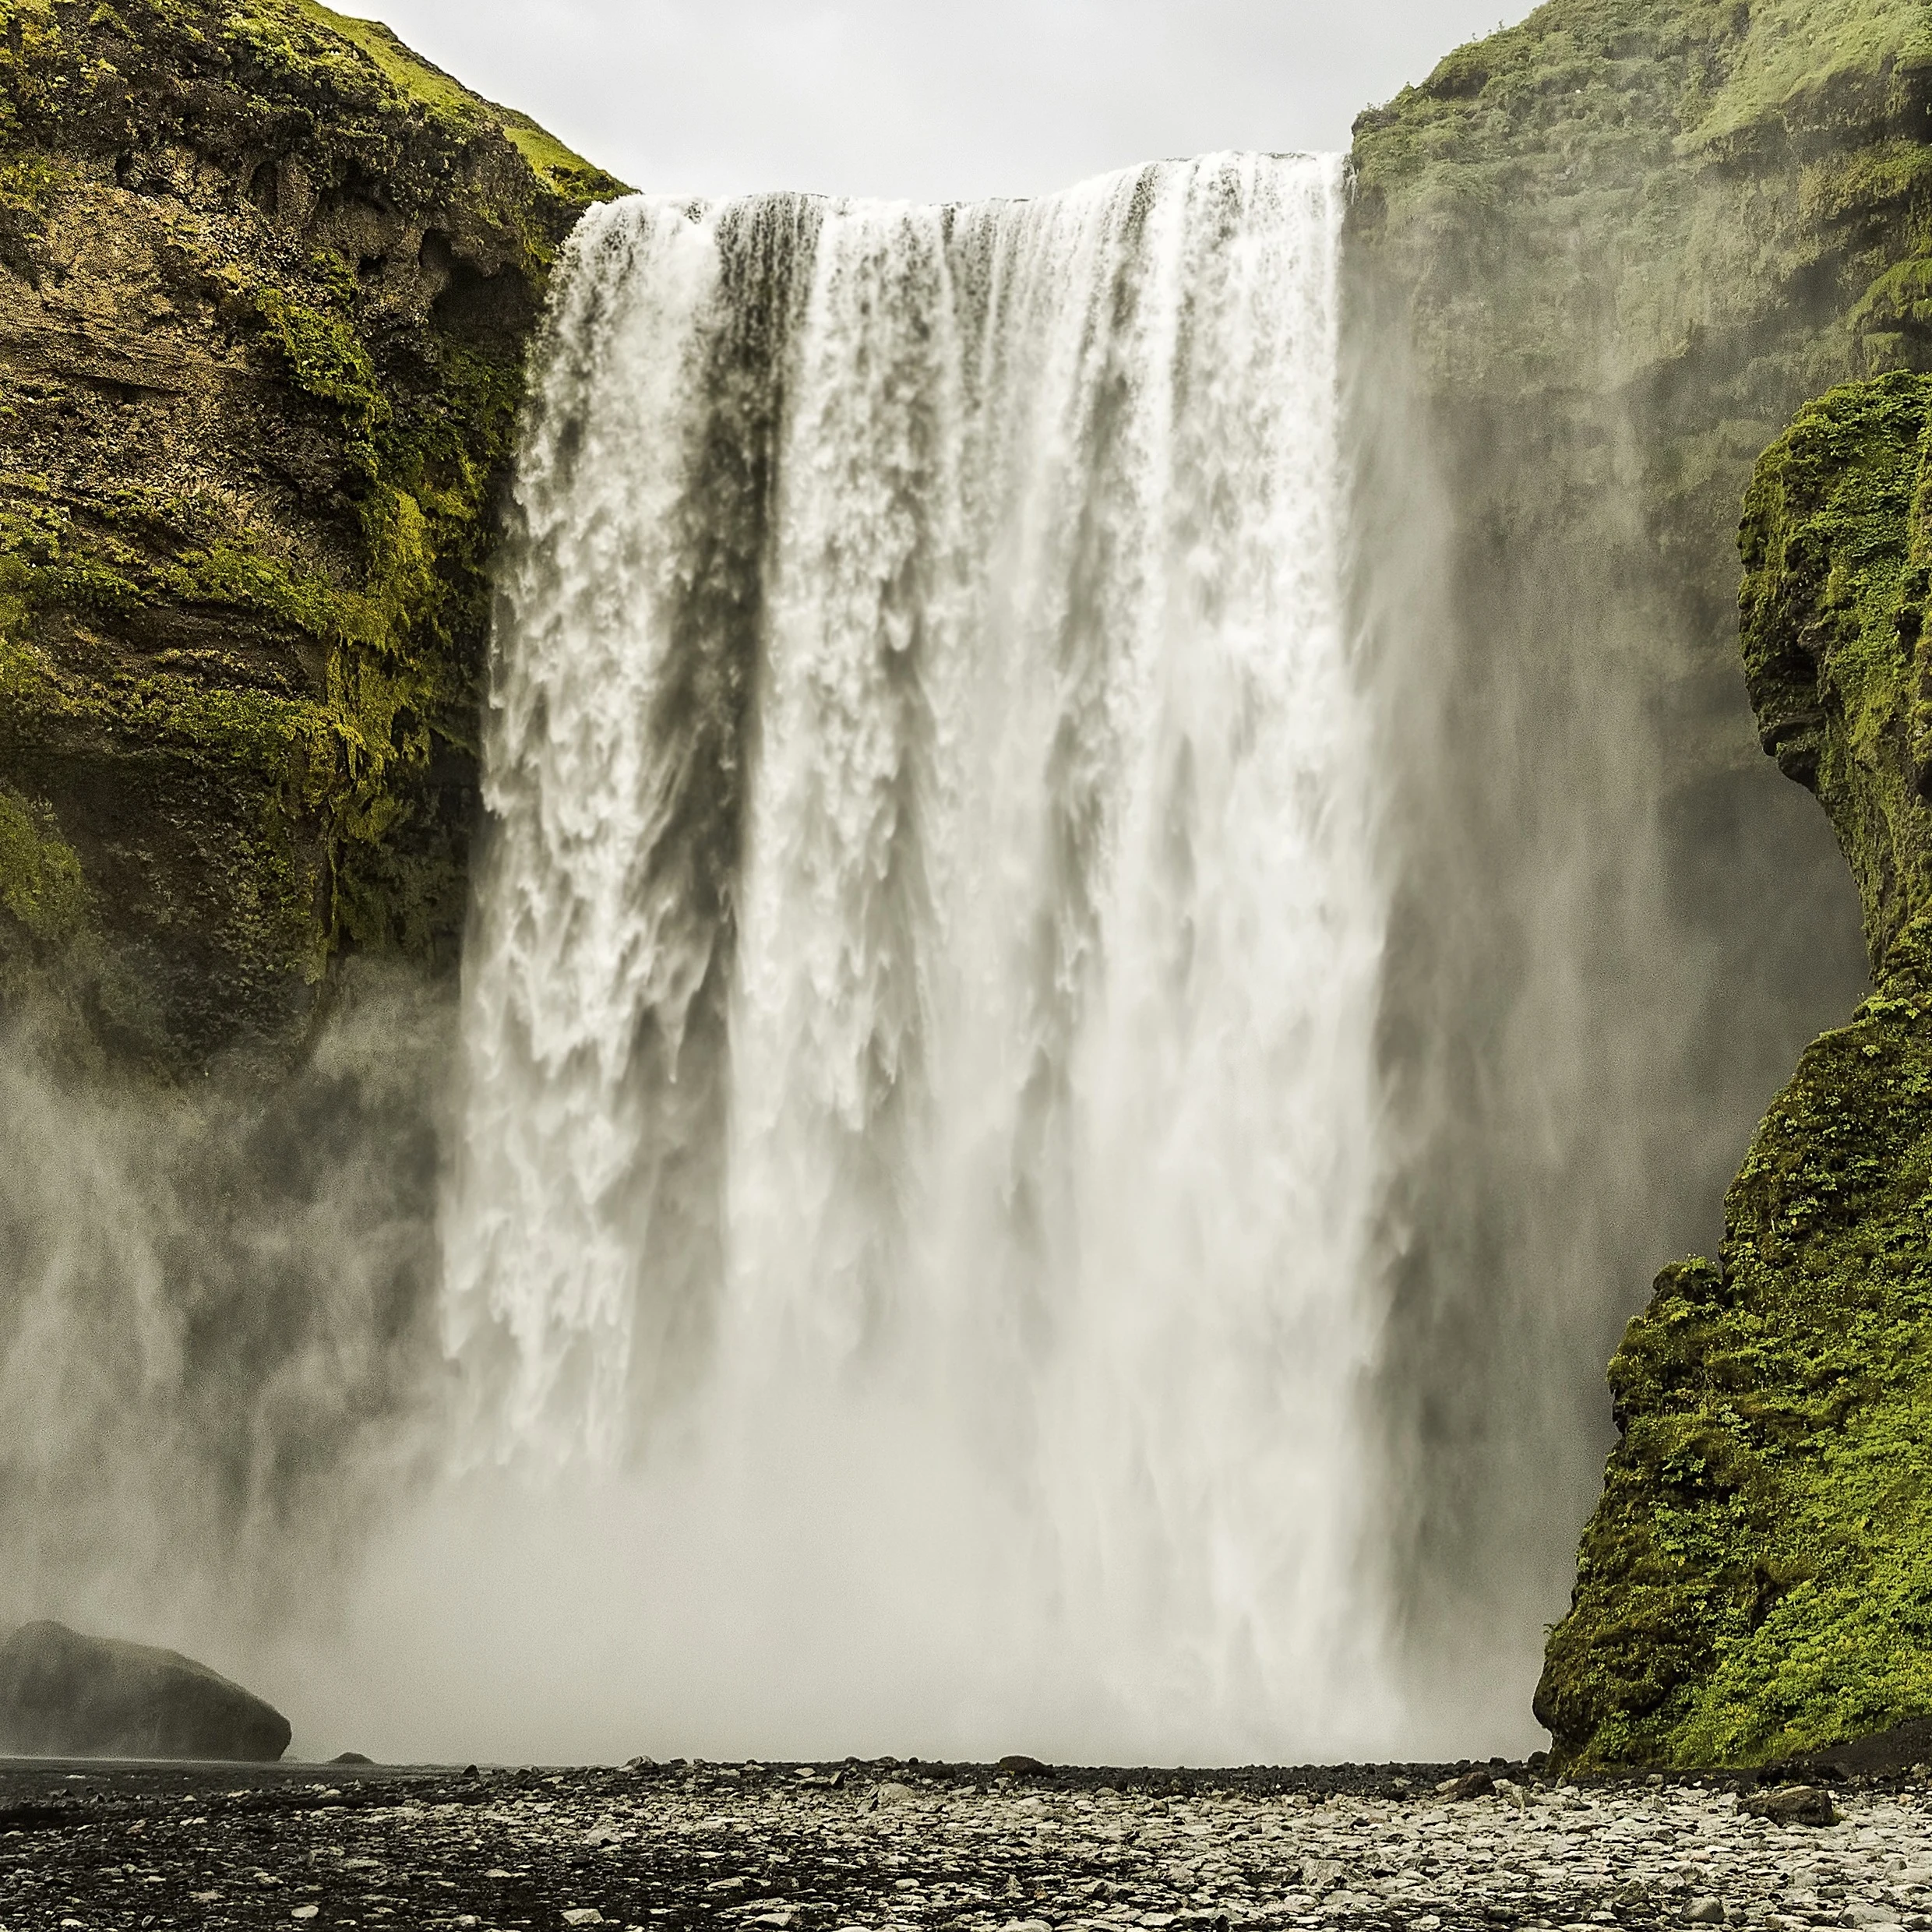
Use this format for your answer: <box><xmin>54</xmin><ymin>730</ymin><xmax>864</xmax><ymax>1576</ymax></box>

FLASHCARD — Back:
<box><xmin>1743</xmin><ymin>1784</ymin><xmax>1839</xmax><ymax>1827</ymax></box>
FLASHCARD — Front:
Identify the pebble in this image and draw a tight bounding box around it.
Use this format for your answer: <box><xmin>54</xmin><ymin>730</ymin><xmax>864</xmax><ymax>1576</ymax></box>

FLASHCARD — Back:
<box><xmin>3</xmin><ymin>1762</ymin><xmax>1932</xmax><ymax>1930</ymax></box>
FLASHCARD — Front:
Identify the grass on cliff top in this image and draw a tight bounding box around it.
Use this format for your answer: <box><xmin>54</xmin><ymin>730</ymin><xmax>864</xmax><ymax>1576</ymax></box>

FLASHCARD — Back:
<box><xmin>294</xmin><ymin>0</ymin><xmax>627</xmax><ymax>201</ymax></box>
<box><xmin>0</xmin><ymin>0</ymin><xmax>628</xmax><ymax>203</ymax></box>
<box><xmin>1346</xmin><ymin>0</ymin><xmax>1932</xmax><ymax>395</ymax></box>
<box><xmin>1356</xmin><ymin>0</ymin><xmax>1927</xmax><ymax>181</ymax></box>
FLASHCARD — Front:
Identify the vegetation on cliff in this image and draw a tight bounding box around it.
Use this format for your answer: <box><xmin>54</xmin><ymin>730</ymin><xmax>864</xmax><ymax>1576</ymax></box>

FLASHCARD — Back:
<box><xmin>1351</xmin><ymin>0</ymin><xmax>1932</xmax><ymax>807</ymax></box>
<box><xmin>0</xmin><ymin>0</ymin><xmax>621</xmax><ymax>1067</ymax></box>
<box><xmin>1539</xmin><ymin>371</ymin><xmax>1932</xmax><ymax>1767</ymax></box>
<box><xmin>1347</xmin><ymin>0</ymin><xmax>1930</xmax><ymax>1722</ymax></box>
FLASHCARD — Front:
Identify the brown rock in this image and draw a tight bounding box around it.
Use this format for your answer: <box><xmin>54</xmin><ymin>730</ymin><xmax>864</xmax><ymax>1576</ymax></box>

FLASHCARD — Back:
<box><xmin>1743</xmin><ymin>1785</ymin><xmax>1837</xmax><ymax>1827</ymax></box>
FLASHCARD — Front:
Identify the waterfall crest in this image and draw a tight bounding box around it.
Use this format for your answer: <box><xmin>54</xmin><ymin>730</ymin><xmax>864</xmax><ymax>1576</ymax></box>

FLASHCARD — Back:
<box><xmin>443</xmin><ymin>153</ymin><xmax>1397</xmax><ymax>1758</ymax></box>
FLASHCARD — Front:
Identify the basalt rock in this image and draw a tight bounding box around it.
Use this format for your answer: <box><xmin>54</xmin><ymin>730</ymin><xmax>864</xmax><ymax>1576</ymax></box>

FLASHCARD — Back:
<box><xmin>0</xmin><ymin>0</ymin><xmax>622</xmax><ymax>1072</ymax></box>
<box><xmin>0</xmin><ymin>1620</ymin><xmax>290</xmax><ymax>1760</ymax></box>
<box><xmin>1810</xmin><ymin>1713</ymin><xmax>1932</xmax><ymax>1778</ymax></box>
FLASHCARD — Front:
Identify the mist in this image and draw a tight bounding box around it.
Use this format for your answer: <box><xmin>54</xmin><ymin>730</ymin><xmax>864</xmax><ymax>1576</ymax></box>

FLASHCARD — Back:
<box><xmin>1341</xmin><ymin>139</ymin><xmax>1871</xmax><ymax>1736</ymax></box>
<box><xmin>0</xmin><ymin>968</ymin><xmax>453</xmax><ymax>1756</ymax></box>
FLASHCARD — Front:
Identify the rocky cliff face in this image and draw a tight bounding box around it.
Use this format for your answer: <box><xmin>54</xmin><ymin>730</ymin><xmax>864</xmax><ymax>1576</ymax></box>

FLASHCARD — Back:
<box><xmin>1346</xmin><ymin>0</ymin><xmax>1932</xmax><ymax>1737</ymax></box>
<box><xmin>1538</xmin><ymin>371</ymin><xmax>1932</xmax><ymax>1766</ymax></box>
<box><xmin>0</xmin><ymin>0</ymin><xmax>619</xmax><ymax>1072</ymax></box>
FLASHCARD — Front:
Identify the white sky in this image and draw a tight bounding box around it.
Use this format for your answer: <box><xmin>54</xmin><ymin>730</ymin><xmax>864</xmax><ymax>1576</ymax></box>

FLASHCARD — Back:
<box><xmin>350</xmin><ymin>0</ymin><xmax>1541</xmax><ymax>203</ymax></box>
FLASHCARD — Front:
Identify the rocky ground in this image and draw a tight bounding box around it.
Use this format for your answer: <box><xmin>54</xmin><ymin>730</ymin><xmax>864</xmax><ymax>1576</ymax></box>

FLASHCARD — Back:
<box><xmin>2</xmin><ymin>1755</ymin><xmax>1930</xmax><ymax>1932</ymax></box>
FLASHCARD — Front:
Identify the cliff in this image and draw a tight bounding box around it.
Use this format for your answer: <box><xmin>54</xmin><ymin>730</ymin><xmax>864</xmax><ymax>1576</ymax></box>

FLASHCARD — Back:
<box><xmin>1359</xmin><ymin>0</ymin><xmax>1932</xmax><ymax>1764</ymax></box>
<box><xmin>0</xmin><ymin>0</ymin><xmax>621</xmax><ymax>1072</ymax></box>
<box><xmin>1346</xmin><ymin>0</ymin><xmax>1932</xmax><ymax>1736</ymax></box>
<box><xmin>1538</xmin><ymin>372</ymin><xmax>1932</xmax><ymax>1766</ymax></box>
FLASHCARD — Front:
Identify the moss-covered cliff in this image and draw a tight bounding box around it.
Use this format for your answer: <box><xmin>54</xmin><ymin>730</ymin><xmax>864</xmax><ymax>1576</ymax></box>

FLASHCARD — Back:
<box><xmin>0</xmin><ymin>0</ymin><xmax>620</xmax><ymax>1070</ymax></box>
<box><xmin>1538</xmin><ymin>372</ymin><xmax>1932</xmax><ymax>1767</ymax></box>
<box><xmin>1347</xmin><ymin>0</ymin><xmax>1932</xmax><ymax>1733</ymax></box>
<box><xmin>1350</xmin><ymin>0</ymin><xmax>1932</xmax><ymax>736</ymax></box>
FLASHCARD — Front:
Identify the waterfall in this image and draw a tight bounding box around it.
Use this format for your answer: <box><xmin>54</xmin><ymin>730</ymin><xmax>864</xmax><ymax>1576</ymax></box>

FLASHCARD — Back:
<box><xmin>442</xmin><ymin>152</ymin><xmax>1396</xmax><ymax>1760</ymax></box>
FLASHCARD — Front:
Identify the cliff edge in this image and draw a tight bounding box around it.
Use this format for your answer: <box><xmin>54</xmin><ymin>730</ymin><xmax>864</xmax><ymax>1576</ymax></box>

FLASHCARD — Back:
<box><xmin>0</xmin><ymin>0</ymin><xmax>621</xmax><ymax>1070</ymax></box>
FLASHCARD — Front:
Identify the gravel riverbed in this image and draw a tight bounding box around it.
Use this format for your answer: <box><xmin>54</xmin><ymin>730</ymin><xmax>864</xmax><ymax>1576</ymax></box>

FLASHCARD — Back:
<box><xmin>2</xmin><ymin>1757</ymin><xmax>1929</xmax><ymax>1932</ymax></box>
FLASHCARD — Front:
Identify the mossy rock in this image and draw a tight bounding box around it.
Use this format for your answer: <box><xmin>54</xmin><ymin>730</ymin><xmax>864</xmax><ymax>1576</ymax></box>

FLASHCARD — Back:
<box><xmin>1740</xmin><ymin>370</ymin><xmax>1932</xmax><ymax>968</ymax></box>
<box><xmin>0</xmin><ymin>0</ymin><xmax>623</xmax><ymax>1069</ymax></box>
<box><xmin>1540</xmin><ymin>372</ymin><xmax>1932</xmax><ymax>1766</ymax></box>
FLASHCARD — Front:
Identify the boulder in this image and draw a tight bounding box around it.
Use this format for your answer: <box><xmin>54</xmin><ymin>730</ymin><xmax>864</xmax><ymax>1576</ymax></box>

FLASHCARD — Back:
<box><xmin>0</xmin><ymin>1621</ymin><xmax>290</xmax><ymax>1761</ymax></box>
<box><xmin>1743</xmin><ymin>1785</ymin><xmax>1838</xmax><ymax>1828</ymax></box>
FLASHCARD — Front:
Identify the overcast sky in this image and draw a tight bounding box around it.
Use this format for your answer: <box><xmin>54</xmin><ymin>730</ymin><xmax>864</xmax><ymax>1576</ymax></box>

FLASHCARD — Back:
<box><xmin>351</xmin><ymin>0</ymin><xmax>1540</xmax><ymax>204</ymax></box>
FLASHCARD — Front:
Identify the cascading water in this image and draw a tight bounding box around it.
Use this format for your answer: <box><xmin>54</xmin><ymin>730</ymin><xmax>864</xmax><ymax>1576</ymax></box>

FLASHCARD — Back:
<box><xmin>439</xmin><ymin>152</ymin><xmax>1396</xmax><ymax>1761</ymax></box>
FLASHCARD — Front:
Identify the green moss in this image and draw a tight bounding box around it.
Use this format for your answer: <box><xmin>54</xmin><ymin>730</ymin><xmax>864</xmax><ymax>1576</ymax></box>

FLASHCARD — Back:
<box><xmin>76</xmin><ymin>354</ymin><xmax>502</xmax><ymax>950</ymax></box>
<box><xmin>1856</xmin><ymin>255</ymin><xmax>1932</xmax><ymax>335</ymax></box>
<box><xmin>0</xmin><ymin>467</ymin><xmax>421</xmax><ymax>997</ymax></box>
<box><xmin>0</xmin><ymin>493</ymin><xmax>150</xmax><ymax>619</ymax></box>
<box><xmin>1539</xmin><ymin>993</ymin><xmax>1932</xmax><ymax>1766</ymax></box>
<box><xmin>499</xmin><ymin>111</ymin><xmax>626</xmax><ymax>205</ymax></box>
<box><xmin>0</xmin><ymin>775</ymin><xmax>175</xmax><ymax>1061</ymax></box>
<box><xmin>284</xmin><ymin>1</ymin><xmax>626</xmax><ymax>202</ymax></box>
<box><xmin>220</xmin><ymin>0</ymin><xmax>627</xmax><ymax>252</ymax></box>
<box><xmin>0</xmin><ymin>780</ymin><xmax>87</xmax><ymax>947</ymax></box>
<box><xmin>1677</xmin><ymin>0</ymin><xmax>1931</xmax><ymax>154</ymax></box>
<box><xmin>1349</xmin><ymin>0</ymin><xmax>1932</xmax><ymax>1765</ymax></box>
<box><xmin>1352</xmin><ymin>0</ymin><xmax>1932</xmax><ymax>400</ymax></box>
<box><xmin>0</xmin><ymin>0</ymin><xmax>632</xmax><ymax>1058</ymax></box>
<box><xmin>2</xmin><ymin>624</ymin><xmax>333</xmax><ymax>983</ymax></box>
<box><xmin>291</xmin><ymin>1</ymin><xmax>487</xmax><ymax>138</ymax></box>
<box><xmin>223</xmin><ymin>273</ymin><xmax>388</xmax><ymax>475</ymax></box>
<box><xmin>0</xmin><ymin>150</ymin><xmax>57</xmax><ymax>219</ymax></box>
<box><xmin>167</xmin><ymin>540</ymin><xmax>358</xmax><ymax>643</ymax></box>
<box><xmin>1738</xmin><ymin>372</ymin><xmax>1932</xmax><ymax>968</ymax></box>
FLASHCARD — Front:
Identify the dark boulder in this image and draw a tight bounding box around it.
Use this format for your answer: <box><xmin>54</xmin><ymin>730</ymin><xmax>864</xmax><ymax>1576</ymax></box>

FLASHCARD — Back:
<box><xmin>0</xmin><ymin>1621</ymin><xmax>291</xmax><ymax>1761</ymax></box>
